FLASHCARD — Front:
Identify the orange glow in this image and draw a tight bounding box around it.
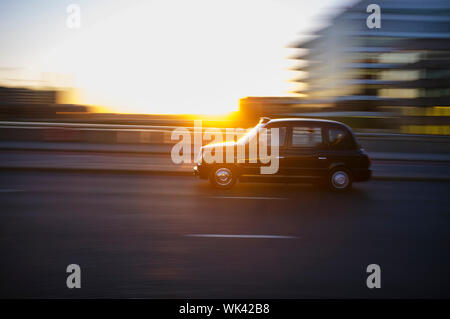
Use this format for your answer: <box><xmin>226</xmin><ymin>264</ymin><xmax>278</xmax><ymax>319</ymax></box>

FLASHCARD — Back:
<box><xmin>37</xmin><ymin>0</ymin><xmax>302</xmax><ymax>115</ymax></box>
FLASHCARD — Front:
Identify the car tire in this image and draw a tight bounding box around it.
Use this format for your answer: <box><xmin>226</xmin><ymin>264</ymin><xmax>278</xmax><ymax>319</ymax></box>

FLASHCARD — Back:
<box><xmin>328</xmin><ymin>167</ymin><xmax>352</xmax><ymax>192</ymax></box>
<box><xmin>209</xmin><ymin>165</ymin><xmax>237</xmax><ymax>189</ymax></box>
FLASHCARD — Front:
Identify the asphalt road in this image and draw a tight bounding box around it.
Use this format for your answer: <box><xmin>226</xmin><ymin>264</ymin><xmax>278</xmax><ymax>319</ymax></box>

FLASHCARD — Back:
<box><xmin>1</xmin><ymin>171</ymin><xmax>449</xmax><ymax>298</ymax></box>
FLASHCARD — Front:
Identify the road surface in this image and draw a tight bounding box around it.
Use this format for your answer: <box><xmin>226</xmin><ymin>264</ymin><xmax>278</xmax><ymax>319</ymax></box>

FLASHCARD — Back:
<box><xmin>1</xmin><ymin>171</ymin><xmax>449</xmax><ymax>298</ymax></box>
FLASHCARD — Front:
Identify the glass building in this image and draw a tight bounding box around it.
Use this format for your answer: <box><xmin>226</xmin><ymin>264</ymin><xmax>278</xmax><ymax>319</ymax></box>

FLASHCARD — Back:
<box><xmin>291</xmin><ymin>0</ymin><xmax>450</xmax><ymax>114</ymax></box>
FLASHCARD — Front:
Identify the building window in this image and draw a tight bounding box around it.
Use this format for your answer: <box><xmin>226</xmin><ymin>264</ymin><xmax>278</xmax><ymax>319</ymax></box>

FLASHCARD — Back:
<box><xmin>378</xmin><ymin>88</ymin><xmax>419</xmax><ymax>99</ymax></box>
<box><xmin>378</xmin><ymin>70</ymin><xmax>420</xmax><ymax>81</ymax></box>
<box><xmin>378</xmin><ymin>52</ymin><xmax>420</xmax><ymax>64</ymax></box>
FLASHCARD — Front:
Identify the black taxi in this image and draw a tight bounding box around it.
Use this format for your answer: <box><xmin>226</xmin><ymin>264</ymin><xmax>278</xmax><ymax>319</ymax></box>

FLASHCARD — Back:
<box><xmin>194</xmin><ymin>118</ymin><xmax>371</xmax><ymax>191</ymax></box>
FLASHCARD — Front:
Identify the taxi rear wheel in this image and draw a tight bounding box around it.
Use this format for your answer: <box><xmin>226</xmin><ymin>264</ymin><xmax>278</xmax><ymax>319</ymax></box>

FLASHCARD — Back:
<box><xmin>328</xmin><ymin>168</ymin><xmax>352</xmax><ymax>192</ymax></box>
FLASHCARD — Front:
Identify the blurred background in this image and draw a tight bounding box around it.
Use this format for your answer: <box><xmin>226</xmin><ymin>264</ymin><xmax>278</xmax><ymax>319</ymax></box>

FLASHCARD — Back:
<box><xmin>1</xmin><ymin>0</ymin><xmax>449</xmax><ymax>132</ymax></box>
<box><xmin>1</xmin><ymin>0</ymin><xmax>449</xmax><ymax>170</ymax></box>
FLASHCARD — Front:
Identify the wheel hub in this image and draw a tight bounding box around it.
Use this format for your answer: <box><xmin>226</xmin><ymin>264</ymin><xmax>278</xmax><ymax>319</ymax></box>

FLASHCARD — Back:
<box><xmin>332</xmin><ymin>171</ymin><xmax>349</xmax><ymax>189</ymax></box>
<box><xmin>215</xmin><ymin>168</ymin><xmax>232</xmax><ymax>186</ymax></box>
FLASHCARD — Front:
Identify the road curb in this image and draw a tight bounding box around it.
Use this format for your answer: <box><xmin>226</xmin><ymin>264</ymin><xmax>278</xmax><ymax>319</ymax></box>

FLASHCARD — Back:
<box><xmin>371</xmin><ymin>175</ymin><xmax>450</xmax><ymax>182</ymax></box>
<box><xmin>371</xmin><ymin>158</ymin><xmax>450</xmax><ymax>163</ymax></box>
<box><xmin>1</xmin><ymin>147</ymin><xmax>450</xmax><ymax>163</ymax></box>
<box><xmin>0</xmin><ymin>166</ymin><xmax>194</xmax><ymax>177</ymax></box>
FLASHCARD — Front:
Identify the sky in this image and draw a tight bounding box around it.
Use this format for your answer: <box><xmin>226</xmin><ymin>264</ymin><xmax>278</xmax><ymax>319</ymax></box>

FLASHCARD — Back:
<box><xmin>0</xmin><ymin>0</ymin><xmax>348</xmax><ymax>114</ymax></box>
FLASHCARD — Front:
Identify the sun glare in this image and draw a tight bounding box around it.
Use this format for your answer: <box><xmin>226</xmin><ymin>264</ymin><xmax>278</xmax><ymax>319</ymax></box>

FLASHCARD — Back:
<box><xmin>39</xmin><ymin>0</ymin><xmax>301</xmax><ymax>115</ymax></box>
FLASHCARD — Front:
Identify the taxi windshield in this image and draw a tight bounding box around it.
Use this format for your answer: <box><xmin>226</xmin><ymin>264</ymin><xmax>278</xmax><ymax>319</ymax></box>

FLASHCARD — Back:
<box><xmin>237</xmin><ymin>123</ymin><xmax>263</xmax><ymax>144</ymax></box>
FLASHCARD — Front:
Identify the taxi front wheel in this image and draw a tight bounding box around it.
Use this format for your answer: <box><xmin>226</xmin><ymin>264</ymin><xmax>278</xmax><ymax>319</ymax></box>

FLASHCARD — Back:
<box><xmin>209</xmin><ymin>165</ymin><xmax>237</xmax><ymax>189</ymax></box>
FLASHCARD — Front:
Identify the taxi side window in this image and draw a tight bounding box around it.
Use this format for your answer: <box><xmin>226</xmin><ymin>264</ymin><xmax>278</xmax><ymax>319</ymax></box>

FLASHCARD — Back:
<box><xmin>328</xmin><ymin>128</ymin><xmax>353</xmax><ymax>149</ymax></box>
<box><xmin>291</xmin><ymin>127</ymin><xmax>323</xmax><ymax>148</ymax></box>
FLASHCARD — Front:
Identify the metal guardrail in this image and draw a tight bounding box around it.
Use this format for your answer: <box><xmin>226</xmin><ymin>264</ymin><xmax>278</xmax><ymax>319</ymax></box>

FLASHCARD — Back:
<box><xmin>1</xmin><ymin>121</ymin><xmax>450</xmax><ymax>140</ymax></box>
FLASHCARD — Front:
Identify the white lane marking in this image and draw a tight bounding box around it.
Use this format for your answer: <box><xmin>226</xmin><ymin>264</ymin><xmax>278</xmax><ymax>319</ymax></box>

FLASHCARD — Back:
<box><xmin>207</xmin><ymin>196</ymin><xmax>286</xmax><ymax>200</ymax></box>
<box><xmin>186</xmin><ymin>234</ymin><xmax>297</xmax><ymax>239</ymax></box>
<box><xmin>0</xmin><ymin>189</ymin><xmax>24</xmax><ymax>193</ymax></box>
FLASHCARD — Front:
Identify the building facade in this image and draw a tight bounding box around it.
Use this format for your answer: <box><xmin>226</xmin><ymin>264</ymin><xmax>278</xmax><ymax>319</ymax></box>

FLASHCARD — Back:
<box><xmin>291</xmin><ymin>0</ymin><xmax>450</xmax><ymax>113</ymax></box>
